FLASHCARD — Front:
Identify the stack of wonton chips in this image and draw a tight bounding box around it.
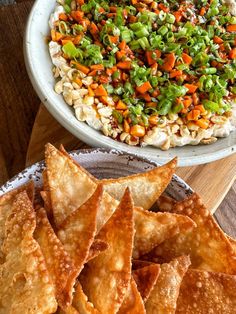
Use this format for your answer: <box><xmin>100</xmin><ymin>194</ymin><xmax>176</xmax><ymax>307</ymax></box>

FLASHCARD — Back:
<box><xmin>0</xmin><ymin>143</ymin><xmax>236</xmax><ymax>314</ymax></box>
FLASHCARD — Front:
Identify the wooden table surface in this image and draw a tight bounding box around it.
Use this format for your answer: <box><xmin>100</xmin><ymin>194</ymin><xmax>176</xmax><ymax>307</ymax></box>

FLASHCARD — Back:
<box><xmin>0</xmin><ymin>0</ymin><xmax>235</xmax><ymax>238</ymax></box>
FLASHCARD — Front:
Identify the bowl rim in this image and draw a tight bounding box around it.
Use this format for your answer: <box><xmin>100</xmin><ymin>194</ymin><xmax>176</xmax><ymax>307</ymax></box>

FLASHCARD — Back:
<box><xmin>23</xmin><ymin>0</ymin><xmax>236</xmax><ymax>167</ymax></box>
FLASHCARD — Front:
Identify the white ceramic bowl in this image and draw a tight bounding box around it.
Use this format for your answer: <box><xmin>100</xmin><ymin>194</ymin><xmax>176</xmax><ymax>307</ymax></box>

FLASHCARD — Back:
<box><xmin>24</xmin><ymin>0</ymin><xmax>236</xmax><ymax>166</ymax></box>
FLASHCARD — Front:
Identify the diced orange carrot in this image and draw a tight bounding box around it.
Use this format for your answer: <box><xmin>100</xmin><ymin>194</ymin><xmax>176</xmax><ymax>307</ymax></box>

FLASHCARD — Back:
<box><xmin>194</xmin><ymin>105</ymin><xmax>205</xmax><ymax>113</ymax></box>
<box><xmin>162</xmin><ymin>53</ymin><xmax>176</xmax><ymax>72</ymax></box>
<box><xmin>77</xmin><ymin>0</ymin><xmax>84</xmax><ymax>5</ymax></box>
<box><xmin>146</xmin><ymin>50</ymin><xmax>161</xmax><ymax>66</ymax></box>
<box><xmin>229</xmin><ymin>48</ymin><xmax>236</xmax><ymax>59</ymax></box>
<box><xmin>123</xmin><ymin>119</ymin><xmax>130</xmax><ymax>133</ymax></box>
<box><xmin>213</xmin><ymin>36</ymin><xmax>223</xmax><ymax>44</ymax></box>
<box><xmin>100</xmin><ymin>96</ymin><xmax>111</xmax><ymax>106</ymax></box>
<box><xmin>90</xmin><ymin>64</ymin><xmax>104</xmax><ymax>71</ymax></box>
<box><xmin>130</xmin><ymin>125</ymin><xmax>146</xmax><ymax>137</ymax></box>
<box><xmin>146</xmin><ymin>102</ymin><xmax>157</xmax><ymax>107</ymax></box>
<box><xmin>129</xmin><ymin>15</ymin><xmax>137</xmax><ymax>23</ymax></box>
<box><xmin>94</xmin><ymin>84</ymin><xmax>108</xmax><ymax>97</ymax></box>
<box><xmin>170</xmin><ymin>70</ymin><xmax>183</xmax><ymax>78</ymax></box>
<box><xmin>116</xmin><ymin>61</ymin><xmax>132</xmax><ymax>70</ymax></box>
<box><xmin>187</xmin><ymin>109</ymin><xmax>201</xmax><ymax>121</ymax></box>
<box><xmin>88</xmin><ymin>86</ymin><xmax>95</xmax><ymax>96</ymax></box>
<box><xmin>71</xmin><ymin>61</ymin><xmax>90</xmax><ymax>74</ymax></box>
<box><xmin>122</xmin><ymin>72</ymin><xmax>128</xmax><ymax>81</ymax></box>
<box><xmin>196</xmin><ymin>118</ymin><xmax>209</xmax><ymax>129</ymax></box>
<box><xmin>89</xmin><ymin>22</ymin><xmax>99</xmax><ymax>37</ymax></box>
<box><xmin>59</xmin><ymin>13</ymin><xmax>68</xmax><ymax>21</ymax></box>
<box><xmin>149</xmin><ymin>114</ymin><xmax>159</xmax><ymax>125</ymax></box>
<box><xmin>182</xmin><ymin>52</ymin><xmax>192</xmax><ymax>65</ymax></box>
<box><xmin>140</xmin><ymin>93</ymin><xmax>152</xmax><ymax>102</ymax></box>
<box><xmin>158</xmin><ymin>3</ymin><xmax>169</xmax><ymax>12</ymax></box>
<box><xmin>173</xmin><ymin>10</ymin><xmax>182</xmax><ymax>22</ymax></box>
<box><xmin>136</xmin><ymin>81</ymin><xmax>152</xmax><ymax>94</ymax></box>
<box><xmin>199</xmin><ymin>7</ymin><xmax>206</xmax><ymax>16</ymax></box>
<box><xmin>109</xmin><ymin>36</ymin><xmax>119</xmax><ymax>44</ymax></box>
<box><xmin>151</xmin><ymin>89</ymin><xmax>160</xmax><ymax>97</ymax></box>
<box><xmin>99</xmin><ymin>7</ymin><xmax>105</xmax><ymax>13</ymax></box>
<box><xmin>118</xmin><ymin>41</ymin><xmax>126</xmax><ymax>50</ymax></box>
<box><xmin>61</xmin><ymin>39</ymin><xmax>72</xmax><ymax>45</ymax></box>
<box><xmin>88</xmin><ymin>70</ymin><xmax>98</xmax><ymax>76</ymax></box>
<box><xmin>116</xmin><ymin>50</ymin><xmax>126</xmax><ymax>60</ymax></box>
<box><xmin>227</xmin><ymin>24</ymin><xmax>236</xmax><ymax>32</ymax></box>
<box><xmin>73</xmin><ymin>35</ymin><xmax>82</xmax><ymax>45</ymax></box>
<box><xmin>182</xmin><ymin>96</ymin><xmax>192</xmax><ymax>108</ymax></box>
<box><xmin>90</xmin><ymin>83</ymin><xmax>98</xmax><ymax>89</ymax></box>
<box><xmin>184</xmin><ymin>84</ymin><xmax>198</xmax><ymax>94</ymax></box>
<box><xmin>51</xmin><ymin>29</ymin><xmax>63</xmax><ymax>42</ymax></box>
<box><xmin>116</xmin><ymin>100</ymin><xmax>127</xmax><ymax>110</ymax></box>
<box><xmin>71</xmin><ymin>10</ymin><xmax>84</xmax><ymax>22</ymax></box>
<box><xmin>74</xmin><ymin>77</ymin><xmax>82</xmax><ymax>87</ymax></box>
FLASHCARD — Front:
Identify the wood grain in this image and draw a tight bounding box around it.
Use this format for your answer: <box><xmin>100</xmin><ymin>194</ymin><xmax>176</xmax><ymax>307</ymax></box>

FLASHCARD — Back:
<box><xmin>0</xmin><ymin>0</ymin><xmax>40</xmax><ymax>178</ymax></box>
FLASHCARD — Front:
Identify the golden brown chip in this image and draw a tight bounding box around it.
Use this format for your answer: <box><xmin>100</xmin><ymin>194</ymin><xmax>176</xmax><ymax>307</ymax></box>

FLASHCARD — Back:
<box><xmin>156</xmin><ymin>194</ymin><xmax>177</xmax><ymax>212</ymax></box>
<box><xmin>0</xmin><ymin>191</ymin><xmax>57</xmax><ymax>313</ymax></box>
<box><xmin>118</xmin><ymin>277</ymin><xmax>146</xmax><ymax>314</ymax></box>
<box><xmin>86</xmin><ymin>239</ymin><xmax>109</xmax><ymax>262</ymax></box>
<box><xmin>101</xmin><ymin>158</ymin><xmax>177</xmax><ymax>210</ymax></box>
<box><xmin>227</xmin><ymin>235</ymin><xmax>236</xmax><ymax>254</ymax></box>
<box><xmin>80</xmin><ymin>188</ymin><xmax>134</xmax><ymax>314</ymax></box>
<box><xmin>133</xmin><ymin>206</ymin><xmax>195</xmax><ymax>258</ymax></box>
<box><xmin>57</xmin><ymin>306</ymin><xmax>79</xmax><ymax>314</ymax></box>
<box><xmin>45</xmin><ymin>143</ymin><xmax>97</xmax><ymax>226</ymax></box>
<box><xmin>145</xmin><ymin>256</ymin><xmax>191</xmax><ymax>314</ymax></box>
<box><xmin>176</xmin><ymin>269</ymin><xmax>236</xmax><ymax>313</ymax></box>
<box><xmin>132</xmin><ymin>264</ymin><xmax>160</xmax><ymax>302</ymax></box>
<box><xmin>72</xmin><ymin>282</ymin><xmax>100</xmax><ymax>314</ymax></box>
<box><xmin>144</xmin><ymin>193</ymin><xmax>236</xmax><ymax>274</ymax></box>
<box><xmin>0</xmin><ymin>182</ymin><xmax>34</xmax><ymax>262</ymax></box>
<box><xmin>57</xmin><ymin>185</ymin><xmax>103</xmax><ymax>272</ymax></box>
<box><xmin>41</xmin><ymin>169</ymin><xmax>53</xmax><ymax>218</ymax></box>
<box><xmin>45</xmin><ymin>144</ymin><xmax>117</xmax><ymax>229</ymax></box>
<box><xmin>132</xmin><ymin>259</ymin><xmax>154</xmax><ymax>270</ymax></box>
<box><xmin>35</xmin><ymin>208</ymin><xmax>77</xmax><ymax>309</ymax></box>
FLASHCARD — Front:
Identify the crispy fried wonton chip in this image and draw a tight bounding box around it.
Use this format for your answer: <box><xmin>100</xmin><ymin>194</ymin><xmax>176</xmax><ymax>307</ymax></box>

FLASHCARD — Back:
<box><xmin>0</xmin><ymin>182</ymin><xmax>34</xmax><ymax>263</ymax></box>
<box><xmin>145</xmin><ymin>256</ymin><xmax>191</xmax><ymax>314</ymax></box>
<box><xmin>101</xmin><ymin>158</ymin><xmax>177</xmax><ymax>210</ymax></box>
<box><xmin>176</xmin><ymin>269</ymin><xmax>236</xmax><ymax>313</ymax></box>
<box><xmin>57</xmin><ymin>185</ymin><xmax>102</xmax><ymax>272</ymax></box>
<box><xmin>132</xmin><ymin>264</ymin><xmax>160</xmax><ymax>302</ymax></box>
<box><xmin>156</xmin><ymin>194</ymin><xmax>177</xmax><ymax>212</ymax></box>
<box><xmin>35</xmin><ymin>208</ymin><xmax>77</xmax><ymax>309</ymax></box>
<box><xmin>58</xmin><ymin>306</ymin><xmax>79</xmax><ymax>314</ymax></box>
<box><xmin>118</xmin><ymin>277</ymin><xmax>146</xmax><ymax>314</ymax></box>
<box><xmin>45</xmin><ymin>143</ymin><xmax>97</xmax><ymax>226</ymax></box>
<box><xmin>86</xmin><ymin>239</ymin><xmax>109</xmax><ymax>262</ymax></box>
<box><xmin>80</xmin><ymin>189</ymin><xmax>134</xmax><ymax>314</ymax></box>
<box><xmin>0</xmin><ymin>191</ymin><xmax>57</xmax><ymax>313</ymax></box>
<box><xmin>145</xmin><ymin>193</ymin><xmax>236</xmax><ymax>274</ymax></box>
<box><xmin>45</xmin><ymin>144</ymin><xmax>117</xmax><ymax>229</ymax></box>
<box><xmin>72</xmin><ymin>282</ymin><xmax>100</xmax><ymax>314</ymax></box>
<box><xmin>133</xmin><ymin>206</ymin><xmax>195</xmax><ymax>258</ymax></box>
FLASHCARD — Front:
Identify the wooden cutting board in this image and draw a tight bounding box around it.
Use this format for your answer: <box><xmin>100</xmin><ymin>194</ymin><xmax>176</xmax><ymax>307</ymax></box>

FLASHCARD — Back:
<box><xmin>26</xmin><ymin>104</ymin><xmax>236</xmax><ymax>214</ymax></box>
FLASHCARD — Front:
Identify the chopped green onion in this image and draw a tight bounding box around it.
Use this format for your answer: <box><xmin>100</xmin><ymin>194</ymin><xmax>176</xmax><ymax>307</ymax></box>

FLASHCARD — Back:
<box><xmin>112</xmin><ymin>110</ymin><xmax>123</xmax><ymax>124</ymax></box>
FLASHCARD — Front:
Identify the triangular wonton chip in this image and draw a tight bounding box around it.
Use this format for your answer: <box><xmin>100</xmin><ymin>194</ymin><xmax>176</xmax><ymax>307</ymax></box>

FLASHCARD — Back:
<box><xmin>57</xmin><ymin>185</ymin><xmax>102</xmax><ymax>271</ymax></box>
<box><xmin>79</xmin><ymin>189</ymin><xmax>134</xmax><ymax>314</ymax></box>
<box><xmin>145</xmin><ymin>256</ymin><xmax>191</xmax><ymax>314</ymax></box>
<box><xmin>133</xmin><ymin>206</ymin><xmax>195</xmax><ymax>258</ymax></box>
<box><xmin>101</xmin><ymin>158</ymin><xmax>177</xmax><ymax>210</ymax></box>
<box><xmin>0</xmin><ymin>191</ymin><xmax>57</xmax><ymax>313</ymax></box>
<box><xmin>0</xmin><ymin>182</ymin><xmax>34</xmax><ymax>263</ymax></box>
<box><xmin>86</xmin><ymin>239</ymin><xmax>109</xmax><ymax>262</ymax></box>
<box><xmin>45</xmin><ymin>144</ymin><xmax>117</xmax><ymax>229</ymax></box>
<box><xmin>35</xmin><ymin>208</ymin><xmax>77</xmax><ymax>309</ymax></box>
<box><xmin>156</xmin><ymin>194</ymin><xmax>177</xmax><ymax>212</ymax></box>
<box><xmin>145</xmin><ymin>193</ymin><xmax>236</xmax><ymax>274</ymax></box>
<box><xmin>118</xmin><ymin>277</ymin><xmax>146</xmax><ymax>314</ymax></box>
<box><xmin>176</xmin><ymin>269</ymin><xmax>236</xmax><ymax>313</ymax></box>
<box><xmin>132</xmin><ymin>264</ymin><xmax>160</xmax><ymax>302</ymax></box>
<box><xmin>71</xmin><ymin>282</ymin><xmax>99</xmax><ymax>314</ymax></box>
